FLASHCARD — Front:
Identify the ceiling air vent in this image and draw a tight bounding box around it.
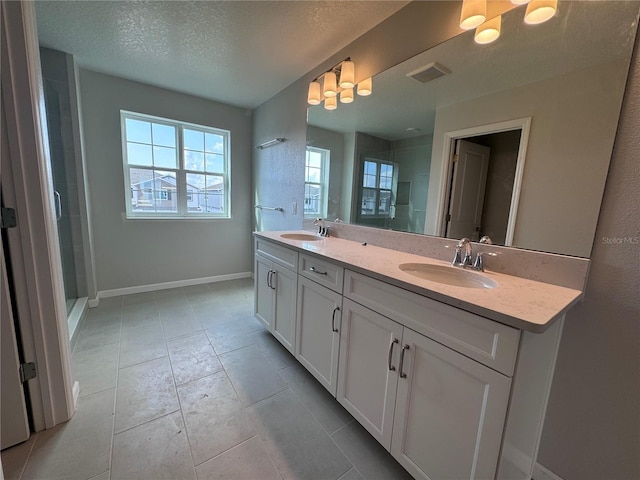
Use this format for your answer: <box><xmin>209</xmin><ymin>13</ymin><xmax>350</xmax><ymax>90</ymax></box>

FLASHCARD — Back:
<box><xmin>406</xmin><ymin>62</ymin><xmax>451</xmax><ymax>83</ymax></box>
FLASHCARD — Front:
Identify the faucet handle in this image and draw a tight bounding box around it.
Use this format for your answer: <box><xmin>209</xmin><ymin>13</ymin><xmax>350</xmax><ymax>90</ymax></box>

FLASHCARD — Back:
<box><xmin>473</xmin><ymin>251</ymin><xmax>499</xmax><ymax>272</ymax></box>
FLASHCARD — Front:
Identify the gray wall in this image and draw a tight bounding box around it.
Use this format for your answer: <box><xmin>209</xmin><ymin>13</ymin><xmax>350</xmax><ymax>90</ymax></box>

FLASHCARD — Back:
<box><xmin>79</xmin><ymin>69</ymin><xmax>252</xmax><ymax>291</ymax></box>
<box><xmin>537</xmin><ymin>28</ymin><xmax>640</xmax><ymax>480</ymax></box>
<box><xmin>252</xmin><ymin>2</ymin><xmax>639</xmax><ymax>478</ymax></box>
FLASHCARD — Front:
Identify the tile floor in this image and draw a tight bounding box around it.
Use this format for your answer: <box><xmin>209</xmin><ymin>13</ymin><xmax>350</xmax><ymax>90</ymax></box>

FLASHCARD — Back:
<box><xmin>1</xmin><ymin>279</ymin><xmax>411</xmax><ymax>480</ymax></box>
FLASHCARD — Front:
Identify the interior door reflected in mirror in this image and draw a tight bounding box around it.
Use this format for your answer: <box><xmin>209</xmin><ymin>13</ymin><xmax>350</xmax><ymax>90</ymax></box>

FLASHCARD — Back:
<box><xmin>306</xmin><ymin>1</ymin><xmax>640</xmax><ymax>257</ymax></box>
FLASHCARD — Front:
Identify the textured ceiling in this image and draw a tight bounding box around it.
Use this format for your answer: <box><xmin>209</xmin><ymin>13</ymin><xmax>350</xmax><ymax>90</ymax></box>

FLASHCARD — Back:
<box><xmin>35</xmin><ymin>1</ymin><xmax>409</xmax><ymax>109</ymax></box>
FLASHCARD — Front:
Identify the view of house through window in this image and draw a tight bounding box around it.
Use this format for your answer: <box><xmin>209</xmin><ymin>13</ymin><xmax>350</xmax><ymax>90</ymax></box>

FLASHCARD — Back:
<box><xmin>122</xmin><ymin>111</ymin><xmax>230</xmax><ymax>218</ymax></box>
<box><xmin>361</xmin><ymin>159</ymin><xmax>394</xmax><ymax>216</ymax></box>
<box><xmin>304</xmin><ymin>146</ymin><xmax>329</xmax><ymax>217</ymax></box>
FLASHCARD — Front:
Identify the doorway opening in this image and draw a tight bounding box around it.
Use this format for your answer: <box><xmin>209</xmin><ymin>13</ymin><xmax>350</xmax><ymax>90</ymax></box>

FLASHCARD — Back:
<box><xmin>438</xmin><ymin>118</ymin><xmax>530</xmax><ymax>246</ymax></box>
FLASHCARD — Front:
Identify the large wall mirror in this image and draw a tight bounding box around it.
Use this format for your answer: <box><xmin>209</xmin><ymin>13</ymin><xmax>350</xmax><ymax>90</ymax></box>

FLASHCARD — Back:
<box><xmin>306</xmin><ymin>1</ymin><xmax>639</xmax><ymax>257</ymax></box>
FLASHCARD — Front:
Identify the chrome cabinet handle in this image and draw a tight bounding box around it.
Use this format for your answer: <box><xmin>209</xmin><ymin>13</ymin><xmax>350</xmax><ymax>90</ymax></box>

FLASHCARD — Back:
<box><xmin>309</xmin><ymin>266</ymin><xmax>327</xmax><ymax>275</ymax></box>
<box><xmin>54</xmin><ymin>191</ymin><xmax>62</xmax><ymax>220</ymax></box>
<box><xmin>399</xmin><ymin>344</ymin><xmax>410</xmax><ymax>379</ymax></box>
<box><xmin>266</xmin><ymin>270</ymin><xmax>272</xmax><ymax>288</ymax></box>
<box><xmin>331</xmin><ymin>306</ymin><xmax>340</xmax><ymax>332</ymax></box>
<box><xmin>270</xmin><ymin>270</ymin><xmax>277</xmax><ymax>290</ymax></box>
<box><xmin>388</xmin><ymin>338</ymin><xmax>399</xmax><ymax>371</ymax></box>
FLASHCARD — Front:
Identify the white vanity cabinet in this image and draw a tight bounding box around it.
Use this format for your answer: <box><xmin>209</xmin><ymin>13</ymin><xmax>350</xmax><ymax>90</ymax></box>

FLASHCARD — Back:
<box><xmin>254</xmin><ymin>233</ymin><xmax>570</xmax><ymax>480</ymax></box>
<box><xmin>254</xmin><ymin>239</ymin><xmax>298</xmax><ymax>353</ymax></box>
<box><xmin>340</xmin><ymin>270</ymin><xmax>518</xmax><ymax>480</ymax></box>
<box><xmin>295</xmin><ymin>253</ymin><xmax>345</xmax><ymax>395</ymax></box>
<box><xmin>391</xmin><ymin>327</ymin><xmax>512</xmax><ymax>480</ymax></box>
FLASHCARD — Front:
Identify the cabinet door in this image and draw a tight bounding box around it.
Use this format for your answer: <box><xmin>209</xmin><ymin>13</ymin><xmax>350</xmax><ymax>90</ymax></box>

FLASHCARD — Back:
<box><xmin>296</xmin><ymin>277</ymin><xmax>342</xmax><ymax>396</ymax></box>
<box><xmin>254</xmin><ymin>254</ymin><xmax>273</xmax><ymax>330</ymax></box>
<box><xmin>272</xmin><ymin>265</ymin><xmax>298</xmax><ymax>354</ymax></box>
<box><xmin>337</xmin><ymin>298</ymin><xmax>403</xmax><ymax>450</ymax></box>
<box><xmin>391</xmin><ymin>328</ymin><xmax>512</xmax><ymax>480</ymax></box>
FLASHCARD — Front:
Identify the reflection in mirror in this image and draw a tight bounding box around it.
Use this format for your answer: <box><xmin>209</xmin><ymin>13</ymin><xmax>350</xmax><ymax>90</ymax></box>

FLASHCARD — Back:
<box><xmin>306</xmin><ymin>1</ymin><xmax>640</xmax><ymax>257</ymax></box>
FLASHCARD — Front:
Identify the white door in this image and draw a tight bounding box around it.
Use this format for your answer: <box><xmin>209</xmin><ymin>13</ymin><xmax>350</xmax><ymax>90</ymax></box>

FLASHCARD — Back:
<box><xmin>391</xmin><ymin>328</ymin><xmax>511</xmax><ymax>480</ymax></box>
<box><xmin>254</xmin><ymin>254</ymin><xmax>273</xmax><ymax>330</ymax></box>
<box><xmin>296</xmin><ymin>277</ymin><xmax>342</xmax><ymax>395</ymax></box>
<box><xmin>446</xmin><ymin>139</ymin><xmax>490</xmax><ymax>240</ymax></box>
<box><xmin>271</xmin><ymin>265</ymin><xmax>297</xmax><ymax>354</ymax></box>
<box><xmin>1</xmin><ymin>239</ymin><xmax>31</xmax><ymax>449</ymax></box>
<box><xmin>337</xmin><ymin>298</ymin><xmax>403</xmax><ymax>450</ymax></box>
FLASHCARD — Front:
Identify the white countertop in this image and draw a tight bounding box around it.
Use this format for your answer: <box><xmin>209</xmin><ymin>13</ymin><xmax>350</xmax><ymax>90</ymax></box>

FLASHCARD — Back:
<box><xmin>255</xmin><ymin>230</ymin><xmax>584</xmax><ymax>333</ymax></box>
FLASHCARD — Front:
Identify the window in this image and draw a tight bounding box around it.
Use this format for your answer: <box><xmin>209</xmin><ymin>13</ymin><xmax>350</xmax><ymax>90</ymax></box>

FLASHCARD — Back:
<box><xmin>304</xmin><ymin>147</ymin><xmax>330</xmax><ymax>217</ymax></box>
<box><xmin>361</xmin><ymin>159</ymin><xmax>394</xmax><ymax>216</ymax></box>
<box><xmin>121</xmin><ymin>111</ymin><xmax>230</xmax><ymax>218</ymax></box>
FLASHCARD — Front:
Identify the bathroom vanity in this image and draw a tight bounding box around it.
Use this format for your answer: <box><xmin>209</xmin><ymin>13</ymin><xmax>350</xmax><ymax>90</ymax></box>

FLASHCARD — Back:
<box><xmin>254</xmin><ymin>230</ymin><xmax>586</xmax><ymax>480</ymax></box>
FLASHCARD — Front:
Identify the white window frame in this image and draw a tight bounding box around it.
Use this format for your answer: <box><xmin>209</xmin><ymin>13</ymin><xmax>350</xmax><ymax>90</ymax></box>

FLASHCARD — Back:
<box><xmin>121</xmin><ymin>110</ymin><xmax>231</xmax><ymax>219</ymax></box>
<box><xmin>360</xmin><ymin>159</ymin><xmax>394</xmax><ymax>217</ymax></box>
<box><xmin>304</xmin><ymin>146</ymin><xmax>330</xmax><ymax>218</ymax></box>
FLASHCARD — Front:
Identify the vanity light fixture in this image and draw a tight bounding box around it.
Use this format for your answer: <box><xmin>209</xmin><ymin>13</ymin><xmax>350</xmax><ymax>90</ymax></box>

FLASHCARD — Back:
<box><xmin>474</xmin><ymin>15</ymin><xmax>501</xmax><ymax>44</ymax></box>
<box><xmin>324</xmin><ymin>96</ymin><xmax>337</xmax><ymax>110</ymax></box>
<box><xmin>357</xmin><ymin>77</ymin><xmax>372</xmax><ymax>96</ymax></box>
<box><xmin>307</xmin><ymin>58</ymin><xmax>372</xmax><ymax>110</ymax></box>
<box><xmin>524</xmin><ymin>0</ymin><xmax>557</xmax><ymax>24</ymax></box>
<box><xmin>340</xmin><ymin>88</ymin><xmax>354</xmax><ymax>103</ymax></box>
<box><xmin>323</xmin><ymin>71</ymin><xmax>338</xmax><ymax>98</ymax></box>
<box><xmin>307</xmin><ymin>80</ymin><xmax>321</xmax><ymax>105</ymax></box>
<box><xmin>339</xmin><ymin>60</ymin><xmax>355</xmax><ymax>88</ymax></box>
<box><xmin>459</xmin><ymin>0</ymin><xmax>486</xmax><ymax>30</ymax></box>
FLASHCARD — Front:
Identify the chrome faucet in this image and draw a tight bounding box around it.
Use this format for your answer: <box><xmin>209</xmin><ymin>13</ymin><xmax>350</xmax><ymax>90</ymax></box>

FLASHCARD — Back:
<box><xmin>452</xmin><ymin>238</ymin><xmax>473</xmax><ymax>267</ymax></box>
<box><xmin>313</xmin><ymin>218</ymin><xmax>330</xmax><ymax>237</ymax></box>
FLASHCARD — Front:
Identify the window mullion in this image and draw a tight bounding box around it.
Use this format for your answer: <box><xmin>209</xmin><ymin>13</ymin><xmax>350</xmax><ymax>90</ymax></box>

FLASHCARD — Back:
<box><xmin>177</xmin><ymin>127</ymin><xmax>186</xmax><ymax>215</ymax></box>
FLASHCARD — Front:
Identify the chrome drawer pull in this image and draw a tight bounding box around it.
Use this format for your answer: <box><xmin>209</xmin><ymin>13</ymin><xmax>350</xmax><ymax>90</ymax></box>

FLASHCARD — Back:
<box><xmin>309</xmin><ymin>266</ymin><xmax>328</xmax><ymax>275</ymax></box>
<box><xmin>388</xmin><ymin>338</ymin><xmax>399</xmax><ymax>371</ymax></box>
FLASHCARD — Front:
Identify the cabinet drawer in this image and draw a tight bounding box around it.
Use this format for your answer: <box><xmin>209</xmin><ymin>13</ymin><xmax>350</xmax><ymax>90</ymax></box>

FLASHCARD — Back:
<box><xmin>299</xmin><ymin>253</ymin><xmax>344</xmax><ymax>293</ymax></box>
<box><xmin>255</xmin><ymin>238</ymin><xmax>298</xmax><ymax>271</ymax></box>
<box><xmin>344</xmin><ymin>270</ymin><xmax>520</xmax><ymax>376</ymax></box>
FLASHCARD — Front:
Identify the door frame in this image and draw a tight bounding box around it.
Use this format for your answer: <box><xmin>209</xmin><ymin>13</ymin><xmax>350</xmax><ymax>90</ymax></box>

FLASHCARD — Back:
<box><xmin>434</xmin><ymin>117</ymin><xmax>531</xmax><ymax>246</ymax></box>
<box><xmin>1</xmin><ymin>0</ymin><xmax>75</xmax><ymax>431</ymax></box>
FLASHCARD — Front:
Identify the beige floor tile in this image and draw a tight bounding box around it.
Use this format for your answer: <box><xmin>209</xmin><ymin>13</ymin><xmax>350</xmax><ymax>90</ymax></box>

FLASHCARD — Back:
<box><xmin>195</xmin><ymin>436</ymin><xmax>280</xmax><ymax>480</ymax></box>
<box><xmin>167</xmin><ymin>332</ymin><xmax>222</xmax><ymax>385</ymax></box>
<box><xmin>72</xmin><ymin>342</ymin><xmax>119</xmax><ymax>397</ymax></box>
<box><xmin>115</xmin><ymin>357</ymin><xmax>179</xmax><ymax>433</ymax></box>
<box><xmin>178</xmin><ymin>372</ymin><xmax>256</xmax><ymax>465</ymax></box>
<box><xmin>21</xmin><ymin>388</ymin><xmax>115</xmax><ymax>480</ymax></box>
<box><xmin>161</xmin><ymin>309</ymin><xmax>203</xmax><ymax>340</ymax></box>
<box><xmin>247</xmin><ymin>390</ymin><xmax>352</xmax><ymax>480</ymax></box>
<box><xmin>1</xmin><ymin>434</ymin><xmax>37</xmax><ymax>480</ymax></box>
<box><xmin>88</xmin><ymin>471</ymin><xmax>110</xmax><ymax>480</ymax></box>
<box><xmin>338</xmin><ymin>468</ymin><xmax>364</xmax><ymax>480</ymax></box>
<box><xmin>119</xmin><ymin>321</ymin><xmax>167</xmax><ymax>367</ymax></box>
<box><xmin>331</xmin><ymin>421</ymin><xmax>412</xmax><ymax>480</ymax></box>
<box><xmin>74</xmin><ymin>318</ymin><xmax>121</xmax><ymax>353</ymax></box>
<box><xmin>218</xmin><ymin>346</ymin><xmax>287</xmax><ymax>406</ymax></box>
<box><xmin>278</xmin><ymin>363</ymin><xmax>353</xmax><ymax>434</ymax></box>
<box><xmin>111</xmin><ymin>411</ymin><xmax>195</xmax><ymax>480</ymax></box>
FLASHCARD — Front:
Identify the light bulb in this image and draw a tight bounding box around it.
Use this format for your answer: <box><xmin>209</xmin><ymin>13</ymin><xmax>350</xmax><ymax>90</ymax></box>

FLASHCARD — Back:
<box><xmin>460</xmin><ymin>0</ymin><xmax>486</xmax><ymax>30</ymax></box>
<box><xmin>474</xmin><ymin>15</ymin><xmax>501</xmax><ymax>44</ymax></box>
<box><xmin>357</xmin><ymin>77</ymin><xmax>372</xmax><ymax>96</ymax></box>
<box><xmin>524</xmin><ymin>0</ymin><xmax>557</xmax><ymax>25</ymax></box>
<box><xmin>339</xmin><ymin>60</ymin><xmax>355</xmax><ymax>89</ymax></box>
<box><xmin>324</xmin><ymin>96</ymin><xmax>337</xmax><ymax>110</ymax></box>
<box><xmin>307</xmin><ymin>81</ymin><xmax>321</xmax><ymax>105</ymax></box>
<box><xmin>323</xmin><ymin>71</ymin><xmax>337</xmax><ymax>98</ymax></box>
<box><xmin>510</xmin><ymin>0</ymin><xmax>530</xmax><ymax>4</ymax></box>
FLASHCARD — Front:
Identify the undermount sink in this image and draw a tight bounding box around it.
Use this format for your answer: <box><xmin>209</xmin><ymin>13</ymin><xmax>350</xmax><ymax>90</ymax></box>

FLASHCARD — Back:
<box><xmin>399</xmin><ymin>263</ymin><xmax>498</xmax><ymax>289</ymax></box>
<box><xmin>280</xmin><ymin>233</ymin><xmax>321</xmax><ymax>241</ymax></box>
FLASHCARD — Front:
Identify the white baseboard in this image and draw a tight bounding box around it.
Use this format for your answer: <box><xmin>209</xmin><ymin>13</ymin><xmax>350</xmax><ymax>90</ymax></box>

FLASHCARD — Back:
<box><xmin>72</xmin><ymin>381</ymin><xmax>80</xmax><ymax>411</ymax></box>
<box><xmin>88</xmin><ymin>272</ymin><xmax>252</xmax><ymax>307</ymax></box>
<box><xmin>68</xmin><ymin>297</ymin><xmax>88</xmax><ymax>350</ymax></box>
<box><xmin>533</xmin><ymin>463</ymin><xmax>565</xmax><ymax>480</ymax></box>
